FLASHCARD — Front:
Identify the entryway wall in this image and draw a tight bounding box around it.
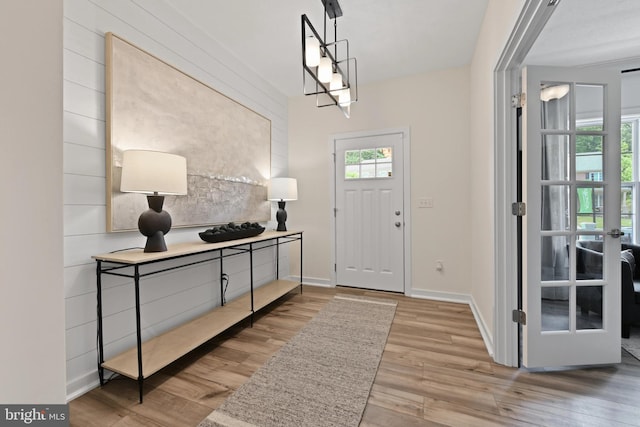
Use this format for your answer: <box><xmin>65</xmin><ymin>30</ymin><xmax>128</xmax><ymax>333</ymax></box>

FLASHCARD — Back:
<box><xmin>288</xmin><ymin>67</ymin><xmax>473</xmax><ymax>304</ymax></box>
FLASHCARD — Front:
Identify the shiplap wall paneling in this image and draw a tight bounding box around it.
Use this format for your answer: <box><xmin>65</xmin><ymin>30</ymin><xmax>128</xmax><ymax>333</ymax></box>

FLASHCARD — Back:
<box><xmin>63</xmin><ymin>0</ymin><xmax>290</xmax><ymax>399</ymax></box>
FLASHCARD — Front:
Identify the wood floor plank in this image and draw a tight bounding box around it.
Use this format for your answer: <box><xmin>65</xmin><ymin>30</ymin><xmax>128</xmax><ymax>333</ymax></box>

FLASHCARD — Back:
<box><xmin>70</xmin><ymin>285</ymin><xmax>640</xmax><ymax>426</ymax></box>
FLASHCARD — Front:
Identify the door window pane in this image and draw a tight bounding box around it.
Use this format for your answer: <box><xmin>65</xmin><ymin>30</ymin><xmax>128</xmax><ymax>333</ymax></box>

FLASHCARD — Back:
<box><xmin>541</xmin><ymin>286</ymin><xmax>570</xmax><ymax>331</ymax></box>
<box><xmin>541</xmin><ymin>235</ymin><xmax>570</xmax><ymax>281</ymax></box>
<box><xmin>345</xmin><ymin>150</ymin><xmax>360</xmax><ymax>165</ymax></box>
<box><xmin>576</xmin><ymin>286</ymin><xmax>603</xmax><ymax>330</ymax></box>
<box><xmin>541</xmin><ymin>83</ymin><xmax>570</xmax><ymax>130</ymax></box>
<box><xmin>541</xmin><ymin>185</ymin><xmax>570</xmax><ymax>231</ymax></box>
<box><xmin>575</xmin><ymin>237</ymin><xmax>603</xmax><ymax>280</ymax></box>
<box><xmin>576</xmin><ymin>186</ymin><xmax>604</xmax><ymax>232</ymax></box>
<box><xmin>576</xmin><ymin>85</ymin><xmax>604</xmax><ymax>130</ymax></box>
<box><xmin>345</xmin><ymin>165</ymin><xmax>359</xmax><ymax>179</ymax></box>
<box><xmin>344</xmin><ymin>147</ymin><xmax>392</xmax><ymax>180</ymax></box>
<box><xmin>361</xmin><ymin>163</ymin><xmax>375</xmax><ymax>178</ymax></box>
<box><xmin>542</xmin><ymin>135</ymin><xmax>569</xmax><ymax>181</ymax></box>
<box><xmin>576</xmin><ymin>134</ymin><xmax>603</xmax><ymax>181</ymax></box>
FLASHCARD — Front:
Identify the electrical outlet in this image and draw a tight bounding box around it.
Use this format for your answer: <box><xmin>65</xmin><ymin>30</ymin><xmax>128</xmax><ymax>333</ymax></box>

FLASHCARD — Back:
<box><xmin>418</xmin><ymin>197</ymin><xmax>434</xmax><ymax>208</ymax></box>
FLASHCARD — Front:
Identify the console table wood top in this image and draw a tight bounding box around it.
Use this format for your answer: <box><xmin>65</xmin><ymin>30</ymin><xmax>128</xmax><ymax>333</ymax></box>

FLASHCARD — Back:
<box><xmin>92</xmin><ymin>230</ymin><xmax>302</xmax><ymax>264</ymax></box>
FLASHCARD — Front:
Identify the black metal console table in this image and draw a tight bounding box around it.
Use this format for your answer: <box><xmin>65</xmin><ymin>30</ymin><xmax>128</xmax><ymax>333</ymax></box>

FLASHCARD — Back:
<box><xmin>92</xmin><ymin>230</ymin><xmax>303</xmax><ymax>403</ymax></box>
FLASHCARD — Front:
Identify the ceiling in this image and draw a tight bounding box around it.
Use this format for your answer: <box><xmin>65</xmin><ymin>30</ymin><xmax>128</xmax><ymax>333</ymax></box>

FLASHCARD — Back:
<box><xmin>162</xmin><ymin>0</ymin><xmax>640</xmax><ymax>99</ymax></box>
<box><xmin>163</xmin><ymin>0</ymin><xmax>490</xmax><ymax>97</ymax></box>
<box><xmin>526</xmin><ymin>0</ymin><xmax>640</xmax><ymax>68</ymax></box>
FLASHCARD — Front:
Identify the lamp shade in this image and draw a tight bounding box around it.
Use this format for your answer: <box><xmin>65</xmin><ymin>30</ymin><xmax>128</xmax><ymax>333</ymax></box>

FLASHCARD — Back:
<box><xmin>268</xmin><ymin>177</ymin><xmax>298</xmax><ymax>201</ymax></box>
<box><xmin>120</xmin><ymin>150</ymin><xmax>188</xmax><ymax>195</ymax></box>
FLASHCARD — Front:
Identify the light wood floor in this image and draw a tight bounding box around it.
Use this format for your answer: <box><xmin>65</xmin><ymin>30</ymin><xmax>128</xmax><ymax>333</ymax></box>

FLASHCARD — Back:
<box><xmin>69</xmin><ymin>286</ymin><xmax>640</xmax><ymax>426</ymax></box>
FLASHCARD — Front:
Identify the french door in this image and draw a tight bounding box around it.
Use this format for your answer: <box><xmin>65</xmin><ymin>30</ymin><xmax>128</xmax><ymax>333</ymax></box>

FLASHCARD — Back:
<box><xmin>522</xmin><ymin>66</ymin><xmax>621</xmax><ymax>367</ymax></box>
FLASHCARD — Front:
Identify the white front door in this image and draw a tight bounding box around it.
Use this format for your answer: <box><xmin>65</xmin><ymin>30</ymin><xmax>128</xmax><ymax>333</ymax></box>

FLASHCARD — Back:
<box><xmin>522</xmin><ymin>65</ymin><xmax>621</xmax><ymax>367</ymax></box>
<box><xmin>334</xmin><ymin>131</ymin><xmax>405</xmax><ymax>292</ymax></box>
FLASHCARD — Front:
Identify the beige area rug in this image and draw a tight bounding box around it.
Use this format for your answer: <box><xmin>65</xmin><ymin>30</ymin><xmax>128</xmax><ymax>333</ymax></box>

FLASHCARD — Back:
<box><xmin>198</xmin><ymin>294</ymin><xmax>397</xmax><ymax>427</ymax></box>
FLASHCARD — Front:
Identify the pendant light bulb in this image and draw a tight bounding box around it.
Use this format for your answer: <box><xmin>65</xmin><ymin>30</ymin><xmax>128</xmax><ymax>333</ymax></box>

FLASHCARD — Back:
<box><xmin>339</xmin><ymin>87</ymin><xmax>351</xmax><ymax>106</ymax></box>
<box><xmin>318</xmin><ymin>57</ymin><xmax>333</xmax><ymax>83</ymax></box>
<box><xmin>305</xmin><ymin>37</ymin><xmax>320</xmax><ymax>67</ymax></box>
<box><xmin>330</xmin><ymin>72</ymin><xmax>343</xmax><ymax>93</ymax></box>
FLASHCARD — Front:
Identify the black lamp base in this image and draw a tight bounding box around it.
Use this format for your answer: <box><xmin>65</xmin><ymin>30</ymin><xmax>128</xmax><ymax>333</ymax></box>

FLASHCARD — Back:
<box><xmin>276</xmin><ymin>200</ymin><xmax>288</xmax><ymax>231</ymax></box>
<box><xmin>138</xmin><ymin>195</ymin><xmax>172</xmax><ymax>252</ymax></box>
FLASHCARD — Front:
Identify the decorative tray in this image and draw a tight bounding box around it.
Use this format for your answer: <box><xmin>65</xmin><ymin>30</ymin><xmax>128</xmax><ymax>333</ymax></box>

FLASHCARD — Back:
<box><xmin>199</xmin><ymin>222</ymin><xmax>265</xmax><ymax>243</ymax></box>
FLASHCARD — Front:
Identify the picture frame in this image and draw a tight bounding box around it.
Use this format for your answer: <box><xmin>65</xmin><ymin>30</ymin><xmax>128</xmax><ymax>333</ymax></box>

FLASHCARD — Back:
<box><xmin>105</xmin><ymin>32</ymin><xmax>271</xmax><ymax>232</ymax></box>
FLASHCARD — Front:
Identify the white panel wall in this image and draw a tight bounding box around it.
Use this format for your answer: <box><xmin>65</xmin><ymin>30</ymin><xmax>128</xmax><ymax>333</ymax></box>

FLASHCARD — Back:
<box><xmin>64</xmin><ymin>0</ymin><xmax>289</xmax><ymax>399</ymax></box>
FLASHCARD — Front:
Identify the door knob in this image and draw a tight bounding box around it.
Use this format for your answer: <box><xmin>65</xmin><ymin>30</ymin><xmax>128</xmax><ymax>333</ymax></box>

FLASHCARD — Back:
<box><xmin>395</xmin><ymin>222</ymin><xmax>402</xmax><ymax>228</ymax></box>
<box><xmin>607</xmin><ymin>228</ymin><xmax>625</xmax><ymax>238</ymax></box>
<box><xmin>395</xmin><ymin>210</ymin><xmax>401</xmax><ymax>216</ymax></box>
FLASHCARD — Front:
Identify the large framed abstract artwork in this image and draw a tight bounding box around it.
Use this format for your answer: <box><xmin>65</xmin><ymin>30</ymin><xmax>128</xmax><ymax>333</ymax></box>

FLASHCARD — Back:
<box><xmin>105</xmin><ymin>32</ymin><xmax>271</xmax><ymax>232</ymax></box>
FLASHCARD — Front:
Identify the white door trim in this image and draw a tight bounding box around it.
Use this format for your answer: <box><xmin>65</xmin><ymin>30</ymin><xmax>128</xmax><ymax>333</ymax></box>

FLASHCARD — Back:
<box><xmin>329</xmin><ymin>127</ymin><xmax>412</xmax><ymax>295</ymax></box>
<box><xmin>494</xmin><ymin>0</ymin><xmax>560</xmax><ymax>366</ymax></box>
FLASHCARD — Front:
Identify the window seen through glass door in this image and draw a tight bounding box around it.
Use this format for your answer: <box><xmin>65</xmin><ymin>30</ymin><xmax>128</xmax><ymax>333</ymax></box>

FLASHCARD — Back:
<box><xmin>576</xmin><ymin>118</ymin><xmax>636</xmax><ymax>243</ymax></box>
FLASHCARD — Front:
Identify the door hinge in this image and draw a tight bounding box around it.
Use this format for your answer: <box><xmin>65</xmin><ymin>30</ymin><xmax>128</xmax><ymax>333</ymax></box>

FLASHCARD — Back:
<box><xmin>334</xmin><ymin>207</ymin><xmax>337</xmax><ymax>217</ymax></box>
<box><xmin>334</xmin><ymin>263</ymin><xmax>337</xmax><ymax>272</ymax></box>
<box><xmin>511</xmin><ymin>93</ymin><xmax>525</xmax><ymax>108</ymax></box>
<box><xmin>511</xmin><ymin>202</ymin><xmax>526</xmax><ymax>216</ymax></box>
<box><xmin>512</xmin><ymin>309</ymin><xmax>526</xmax><ymax>325</ymax></box>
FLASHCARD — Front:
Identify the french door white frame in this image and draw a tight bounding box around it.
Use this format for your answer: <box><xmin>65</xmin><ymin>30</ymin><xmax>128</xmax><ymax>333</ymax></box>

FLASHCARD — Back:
<box><xmin>494</xmin><ymin>0</ymin><xmax>560</xmax><ymax>366</ymax></box>
<box><xmin>328</xmin><ymin>127</ymin><xmax>413</xmax><ymax>295</ymax></box>
<box><xmin>496</xmin><ymin>0</ymin><xmax>640</xmax><ymax>367</ymax></box>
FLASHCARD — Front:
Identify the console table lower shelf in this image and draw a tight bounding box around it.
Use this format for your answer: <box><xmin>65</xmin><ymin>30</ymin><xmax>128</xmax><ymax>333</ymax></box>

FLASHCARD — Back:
<box><xmin>101</xmin><ymin>279</ymin><xmax>300</xmax><ymax>386</ymax></box>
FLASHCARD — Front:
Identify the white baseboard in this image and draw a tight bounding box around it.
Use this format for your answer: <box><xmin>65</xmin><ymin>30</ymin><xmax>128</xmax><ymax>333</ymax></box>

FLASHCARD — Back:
<box><xmin>66</xmin><ymin>372</ymin><xmax>100</xmax><ymax>402</ymax></box>
<box><xmin>287</xmin><ymin>276</ymin><xmax>333</xmax><ymax>287</ymax></box>
<box><xmin>409</xmin><ymin>288</ymin><xmax>472</xmax><ymax>304</ymax></box>
<box><xmin>469</xmin><ymin>295</ymin><xmax>494</xmax><ymax>358</ymax></box>
<box><xmin>409</xmin><ymin>289</ymin><xmax>494</xmax><ymax>358</ymax></box>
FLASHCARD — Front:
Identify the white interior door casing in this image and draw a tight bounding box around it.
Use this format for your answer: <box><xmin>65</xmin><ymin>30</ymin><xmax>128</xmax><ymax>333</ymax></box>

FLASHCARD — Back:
<box><xmin>522</xmin><ymin>66</ymin><xmax>621</xmax><ymax>368</ymax></box>
<box><xmin>335</xmin><ymin>132</ymin><xmax>405</xmax><ymax>293</ymax></box>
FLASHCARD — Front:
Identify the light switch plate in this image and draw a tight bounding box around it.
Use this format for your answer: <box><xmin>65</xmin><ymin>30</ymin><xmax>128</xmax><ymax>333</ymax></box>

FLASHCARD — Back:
<box><xmin>418</xmin><ymin>197</ymin><xmax>433</xmax><ymax>208</ymax></box>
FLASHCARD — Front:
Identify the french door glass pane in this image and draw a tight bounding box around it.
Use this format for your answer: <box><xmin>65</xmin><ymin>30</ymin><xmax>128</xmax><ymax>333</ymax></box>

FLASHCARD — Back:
<box><xmin>541</xmin><ymin>83</ymin><xmax>570</xmax><ymax>130</ymax></box>
<box><xmin>576</xmin><ymin>285</ymin><xmax>603</xmax><ymax>330</ymax></box>
<box><xmin>576</xmin><ymin>85</ymin><xmax>604</xmax><ymax>131</ymax></box>
<box><xmin>542</xmin><ymin>135</ymin><xmax>569</xmax><ymax>181</ymax></box>
<box><xmin>541</xmin><ymin>235</ymin><xmax>570</xmax><ymax>281</ymax></box>
<box><xmin>575</xmin><ymin>134</ymin><xmax>603</xmax><ymax>182</ymax></box>
<box><xmin>575</xmin><ymin>236</ymin><xmax>603</xmax><ymax>280</ymax></box>
<box><xmin>541</xmin><ymin>286</ymin><xmax>570</xmax><ymax>332</ymax></box>
<box><xmin>541</xmin><ymin>185</ymin><xmax>570</xmax><ymax>231</ymax></box>
<box><xmin>576</xmin><ymin>186</ymin><xmax>604</xmax><ymax>232</ymax></box>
